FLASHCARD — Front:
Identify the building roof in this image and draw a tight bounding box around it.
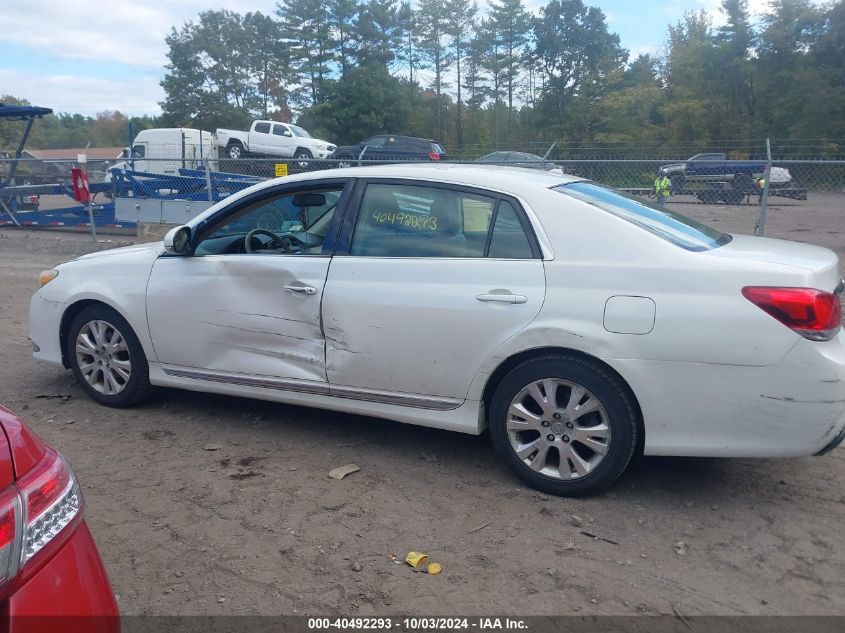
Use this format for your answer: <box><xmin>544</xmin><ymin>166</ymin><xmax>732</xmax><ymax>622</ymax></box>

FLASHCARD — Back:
<box><xmin>23</xmin><ymin>148</ymin><xmax>124</xmax><ymax>161</ymax></box>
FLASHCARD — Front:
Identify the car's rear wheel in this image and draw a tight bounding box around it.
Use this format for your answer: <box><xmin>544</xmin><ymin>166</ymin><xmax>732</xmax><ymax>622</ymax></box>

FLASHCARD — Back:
<box><xmin>66</xmin><ymin>305</ymin><xmax>152</xmax><ymax>408</ymax></box>
<box><xmin>335</xmin><ymin>155</ymin><xmax>354</xmax><ymax>169</ymax></box>
<box><xmin>294</xmin><ymin>149</ymin><xmax>313</xmax><ymax>170</ymax></box>
<box><xmin>733</xmin><ymin>172</ymin><xmax>753</xmax><ymax>191</ymax></box>
<box><xmin>227</xmin><ymin>142</ymin><xmax>244</xmax><ymax>160</ymax></box>
<box><xmin>669</xmin><ymin>173</ymin><xmax>685</xmax><ymax>193</ymax></box>
<box><xmin>489</xmin><ymin>355</ymin><xmax>637</xmax><ymax>497</ymax></box>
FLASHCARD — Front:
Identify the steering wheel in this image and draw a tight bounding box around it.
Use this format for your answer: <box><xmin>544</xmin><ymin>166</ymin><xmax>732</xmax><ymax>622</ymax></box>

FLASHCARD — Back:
<box><xmin>244</xmin><ymin>228</ymin><xmax>303</xmax><ymax>254</ymax></box>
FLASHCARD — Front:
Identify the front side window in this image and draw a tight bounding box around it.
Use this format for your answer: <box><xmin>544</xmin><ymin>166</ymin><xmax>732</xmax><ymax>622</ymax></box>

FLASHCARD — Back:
<box><xmin>131</xmin><ymin>144</ymin><xmax>146</xmax><ymax>158</ymax></box>
<box><xmin>289</xmin><ymin>125</ymin><xmax>312</xmax><ymax>138</ymax></box>
<box><xmin>350</xmin><ymin>183</ymin><xmax>535</xmax><ymax>259</ymax></box>
<box><xmin>272</xmin><ymin>124</ymin><xmax>290</xmax><ymax>136</ymax></box>
<box><xmin>554</xmin><ymin>182</ymin><xmax>731</xmax><ymax>252</ymax></box>
<box><xmin>195</xmin><ymin>187</ymin><xmax>344</xmax><ymax>256</ymax></box>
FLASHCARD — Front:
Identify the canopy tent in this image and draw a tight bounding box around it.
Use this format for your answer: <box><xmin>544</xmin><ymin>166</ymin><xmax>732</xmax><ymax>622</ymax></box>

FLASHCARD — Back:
<box><xmin>0</xmin><ymin>104</ymin><xmax>53</xmax><ymax>121</ymax></box>
<box><xmin>0</xmin><ymin>103</ymin><xmax>53</xmax><ymax>225</ymax></box>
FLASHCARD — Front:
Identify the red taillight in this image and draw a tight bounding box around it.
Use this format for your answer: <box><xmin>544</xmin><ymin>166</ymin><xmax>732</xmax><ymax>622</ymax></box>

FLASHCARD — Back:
<box><xmin>0</xmin><ymin>450</ymin><xmax>81</xmax><ymax>592</ymax></box>
<box><xmin>742</xmin><ymin>286</ymin><xmax>842</xmax><ymax>341</ymax></box>
<box><xmin>0</xmin><ymin>490</ymin><xmax>20</xmax><ymax>588</ymax></box>
<box><xmin>17</xmin><ymin>449</ymin><xmax>81</xmax><ymax>564</ymax></box>
<box><xmin>428</xmin><ymin>152</ymin><xmax>441</xmax><ymax>161</ymax></box>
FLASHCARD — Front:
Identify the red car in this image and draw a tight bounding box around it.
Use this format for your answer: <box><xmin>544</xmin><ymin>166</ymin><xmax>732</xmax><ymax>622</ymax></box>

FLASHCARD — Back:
<box><xmin>0</xmin><ymin>405</ymin><xmax>118</xmax><ymax>631</ymax></box>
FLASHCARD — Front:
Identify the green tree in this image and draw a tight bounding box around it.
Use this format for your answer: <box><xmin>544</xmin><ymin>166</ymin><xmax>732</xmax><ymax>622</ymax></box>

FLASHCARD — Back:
<box><xmin>487</xmin><ymin>0</ymin><xmax>531</xmax><ymax>139</ymax></box>
<box><xmin>328</xmin><ymin>0</ymin><xmax>359</xmax><ymax>76</ymax></box>
<box><xmin>277</xmin><ymin>0</ymin><xmax>333</xmax><ymax>106</ymax></box>
<box><xmin>446</xmin><ymin>0</ymin><xmax>477</xmax><ymax>149</ymax></box>
<box><xmin>417</xmin><ymin>0</ymin><xmax>455</xmax><ymax>142</ymax></box>
<box><xmin>534</xmin><ymin>0</ymin><xmax>626</xmax><ymax>141</ymax></box>
<box><xmin>297</xmin><ymin>65</ymin><xmax>410</xmax><ymax>143</ymax></box>
<box><xmin>356</xmin><ymin>0</ymin><xmax>401</xmax><ymax>66</ymax></box>
<box><xmin>396</xmin><ymin>1</ymin><xmax>421</xmax><ymax>89</ymax></box>
<box><xmin>159</xmin><ymin>10</ymin><xmax>265</xmax><ymax>129</ymax></box>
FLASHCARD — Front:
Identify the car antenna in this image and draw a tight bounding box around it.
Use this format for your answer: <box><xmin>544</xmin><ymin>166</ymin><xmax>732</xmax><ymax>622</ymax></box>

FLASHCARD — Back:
<box><xmin>542</xmin><ymin>141</ymin><xmax>557</xmax><ymax>160</ymax></box>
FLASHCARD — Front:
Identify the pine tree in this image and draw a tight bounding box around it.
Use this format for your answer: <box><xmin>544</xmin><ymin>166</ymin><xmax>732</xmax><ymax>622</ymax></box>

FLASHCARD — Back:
<box><xmin>487</xmin><ymin>0</ymin><xmax>531</xmax><ymax>140</ymax></box>
<box><xmin>418</xmin><ymin>0</ymin><xmax>455</xmax><ymax>142</ymax></box>
<box><xmin>447</xmin><ymin>0</ymin><xmax>478</xmax><ymax>149</ymax></box>
<box><xmin>276</xmin><ymin>0</ymin><xmax>333</xmax><ymax>106</ymax></box>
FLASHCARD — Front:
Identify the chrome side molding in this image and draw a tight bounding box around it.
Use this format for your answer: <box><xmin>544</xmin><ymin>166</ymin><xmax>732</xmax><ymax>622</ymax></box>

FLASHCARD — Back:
<box><xmin>161</xmin><ymin>366</ymin><xmax>462</xmax><ymax>411</ymax></box>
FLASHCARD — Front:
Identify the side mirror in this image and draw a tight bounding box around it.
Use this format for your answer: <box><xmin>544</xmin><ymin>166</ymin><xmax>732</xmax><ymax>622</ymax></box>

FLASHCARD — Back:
<box><xmin>284</xmin><ymin>130</ymin><xmax>293</xmax><ymax>137</ymax></box>
<box><xmin>122</xmin><ymin>147</ymin><xmax>130</xmax><ymax>159</ymax></box>
<box><xmin>163</xmin><ymin>225</ymin><xmax>192</xmax><ymax>255</ymax></box>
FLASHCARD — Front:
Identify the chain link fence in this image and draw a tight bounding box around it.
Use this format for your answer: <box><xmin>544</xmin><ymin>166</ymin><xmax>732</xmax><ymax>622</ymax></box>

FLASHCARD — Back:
<box><xmin>2</xmin><ymin>152</ymin><xmax>843</xmax><ymax>248</ymax></box>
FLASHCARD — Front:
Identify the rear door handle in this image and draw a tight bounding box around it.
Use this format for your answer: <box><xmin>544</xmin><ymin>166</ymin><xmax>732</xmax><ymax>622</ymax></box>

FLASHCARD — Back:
<box><xmin>284</xmin><ymin>284</ymin><xmax>318</xmax><ymax>295</ymax></box>
<box><xmin>476</xmin><ymin>293</ymin><xmax>528</xmax><ymax>304</ymax></box>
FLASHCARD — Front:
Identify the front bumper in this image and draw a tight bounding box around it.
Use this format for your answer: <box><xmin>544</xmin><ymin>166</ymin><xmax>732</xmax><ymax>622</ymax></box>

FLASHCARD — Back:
<box><xmin>29</xmin><ymin>294</ymin><xmax>65</xmax><ymax>368</ymax></box>
<box><xmin>29</xmin><ymin>292</ymin><xmax>65</xmax><ymax>367</ymax></box>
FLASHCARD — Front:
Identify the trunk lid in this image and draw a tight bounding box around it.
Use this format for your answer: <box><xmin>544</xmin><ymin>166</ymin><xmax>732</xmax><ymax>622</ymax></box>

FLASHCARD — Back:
<box><xmin>706</xmin><ymin>234</ymin><xmax>841</xmax><ymax>290</ymax></box>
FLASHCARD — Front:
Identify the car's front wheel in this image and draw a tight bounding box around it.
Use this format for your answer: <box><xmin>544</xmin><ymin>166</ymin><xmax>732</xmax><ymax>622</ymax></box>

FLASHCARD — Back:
<box><xmin>489</xmin><ymin>354</ymin><xmax>637</xmax><ymax>497</ymax></box>
<box><xmin>66</xmin><ymin>305</ymin><xmax>152</xmax><ymax>407</ymax></box>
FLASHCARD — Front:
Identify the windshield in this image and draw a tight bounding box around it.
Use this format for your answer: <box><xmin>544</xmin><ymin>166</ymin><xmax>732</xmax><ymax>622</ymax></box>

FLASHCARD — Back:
<box><xmin>553</xmin><ymin>182</ymin><xmax>731</xmax><ymax>252</ymax></box>
<box><xmin>289</xmin><ymin>125</ymin><xmax>312</xmax><ymax>139</ymax></box>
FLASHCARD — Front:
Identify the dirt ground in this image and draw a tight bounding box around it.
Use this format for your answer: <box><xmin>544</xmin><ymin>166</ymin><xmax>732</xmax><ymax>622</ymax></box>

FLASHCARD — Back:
<box><xmin>0</xmin><ymin>194</ymin><xmax>844</xmax><ymax>618</ymax></box>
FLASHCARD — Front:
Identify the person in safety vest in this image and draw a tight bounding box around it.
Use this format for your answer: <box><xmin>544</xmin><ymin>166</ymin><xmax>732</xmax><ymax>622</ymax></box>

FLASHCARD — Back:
<box><xmin>748</xmin><ymin>176</ymin><xmax>765</xmax><ymax>204</ymax></box>
<box><xmin>654</xmin><ymin>169</ymin><xmax>671</xmax><ymax>204</ymax></box>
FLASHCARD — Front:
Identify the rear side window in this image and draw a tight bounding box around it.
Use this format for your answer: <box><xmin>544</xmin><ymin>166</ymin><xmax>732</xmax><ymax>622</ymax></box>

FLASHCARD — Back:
<box><xmin>350</xmin><ymin>183</ymin><xmax>534</xmax><ymax>259</ymax></box>
<box><xmin>254</xmin><ymin>122</ymin><xmax>271</xmax><ymax>134</ymax></box>
<box><xmin>365</xmin><ymin>136</ymin><xmax>387</xmax><ymax>148</ymax></box>
<box><xmin>553</xmin><ymin>182</ymin><xmax>731</xmax><ymax>252</ymax></box>
<box><xmin>488</xmin><ymin>202</ymin><xmax>533</xmax><ymax>259</ymax></box>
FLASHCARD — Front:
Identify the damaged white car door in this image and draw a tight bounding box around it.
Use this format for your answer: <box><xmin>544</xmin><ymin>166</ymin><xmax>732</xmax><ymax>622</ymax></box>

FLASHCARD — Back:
<box><xmin>322</xmin><ymin>180</ymin><xmax>546</xmax><ymax>402</ymax></box>
<box><xmin>146</xmin><ymin>184</ymin><xmax>347</xmax><ymax>385</ymax></box>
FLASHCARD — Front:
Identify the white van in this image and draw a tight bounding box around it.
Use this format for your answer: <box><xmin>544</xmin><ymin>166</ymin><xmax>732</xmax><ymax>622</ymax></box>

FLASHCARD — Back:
<box><xmin>118</xmin><ymin>128</ymin><xmax>217</xmax><ymax>175</ymax></box>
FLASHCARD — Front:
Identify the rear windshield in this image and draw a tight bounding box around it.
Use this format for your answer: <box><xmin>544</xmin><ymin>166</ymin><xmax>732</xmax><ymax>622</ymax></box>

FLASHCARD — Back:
<box><xmin>553</xmin><ymin>182</ymin><xmax>731</xmax><ymax>252</ymax></box>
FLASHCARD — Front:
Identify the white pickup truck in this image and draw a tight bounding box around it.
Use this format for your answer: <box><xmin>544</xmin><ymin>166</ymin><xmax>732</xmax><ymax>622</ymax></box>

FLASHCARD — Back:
<box><xmin>216</xmin><ymin>121</ymin><xmax>336</xmax><ymax>165</ymax></box>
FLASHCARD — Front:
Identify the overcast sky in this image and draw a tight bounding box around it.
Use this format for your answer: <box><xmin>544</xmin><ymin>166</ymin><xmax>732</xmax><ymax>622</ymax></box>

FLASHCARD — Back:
<box><xmin>0</xmin><ymin>0</ymin><xmax>780</xmax><ymax>117</ymax></box>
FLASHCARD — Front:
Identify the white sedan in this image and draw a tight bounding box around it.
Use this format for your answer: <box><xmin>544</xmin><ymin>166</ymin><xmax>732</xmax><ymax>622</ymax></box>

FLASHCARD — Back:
<box><xmin>29</xmin><ymin>165</ymin><xmax>845</xmax><ymax>496</ymax></box>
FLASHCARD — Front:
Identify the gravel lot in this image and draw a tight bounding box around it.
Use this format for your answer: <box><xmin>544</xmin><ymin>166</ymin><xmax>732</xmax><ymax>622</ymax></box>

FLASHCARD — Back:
<box><xmin>1</xmin><ymin>193</ymin><xmax>844</xmax><ymax>617</ymax></box>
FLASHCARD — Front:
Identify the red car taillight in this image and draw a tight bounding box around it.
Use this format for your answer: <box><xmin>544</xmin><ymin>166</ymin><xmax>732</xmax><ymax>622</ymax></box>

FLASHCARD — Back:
<box><xmin>428</xmin><ymin>152</ymin><xmax>441</xmax><ymax>161</ymax></box>
<box><xmin>0</xmin><ymin>449</ymin><xmax>81</xmax><ymax>589</ymax></box>
<box><xmin>742</xmin><ymin>286</ymin><xmax>842</xmax><ymax>341</ymax></box>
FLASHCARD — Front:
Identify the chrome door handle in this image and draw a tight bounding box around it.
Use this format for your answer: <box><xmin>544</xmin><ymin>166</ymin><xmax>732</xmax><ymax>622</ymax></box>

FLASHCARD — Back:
<box><xmin>284</xmin><ymin>285</ymin><xmax>318</xmax><ymax>295</ymax></box>
<box><xmin>476</xmin><ymin>293</ymin><xmax>528</xmax><ymax>304</ymax></box>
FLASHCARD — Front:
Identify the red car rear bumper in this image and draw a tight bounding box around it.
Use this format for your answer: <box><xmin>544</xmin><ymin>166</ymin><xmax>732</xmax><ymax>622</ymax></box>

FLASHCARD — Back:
<box><xmin>4</xmin><ymin>521</ymin><xmax>119</xmax><ymax>632</ymax></box>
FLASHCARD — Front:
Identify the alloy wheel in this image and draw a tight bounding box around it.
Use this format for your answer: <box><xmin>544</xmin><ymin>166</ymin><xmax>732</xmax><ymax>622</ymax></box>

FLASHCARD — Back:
<box><xmin>75</xmin><ymin>320</ymin><xmax>132</xmax><ymax>396</ymax></box>
<box><xmin>506</xmin><ymin>378</ymin><xmax>611</xmax><ymax>480</ymax></box>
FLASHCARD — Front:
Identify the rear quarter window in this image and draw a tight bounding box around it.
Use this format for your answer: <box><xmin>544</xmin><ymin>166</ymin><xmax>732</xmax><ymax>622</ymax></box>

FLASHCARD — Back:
<box><xmin>554</xmin><ymin>182</ymin><xmax>731</xmax><ymax>252</ymax></box>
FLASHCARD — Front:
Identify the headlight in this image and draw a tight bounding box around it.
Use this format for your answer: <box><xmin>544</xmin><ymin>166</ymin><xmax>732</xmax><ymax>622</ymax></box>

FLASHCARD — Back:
<box><xmin>38</xmin><ymin>270</ymin><xmax>59</xmax><ymax>288</ymax></box>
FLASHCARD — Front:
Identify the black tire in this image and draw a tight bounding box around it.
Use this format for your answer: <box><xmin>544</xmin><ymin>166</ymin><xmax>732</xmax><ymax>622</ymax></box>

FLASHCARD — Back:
<box><xmin>669</xmin><ymin>173</ymin><xmax>685</xmax><ymax>193</ymax></box>
<box><xmin>733</xmin><ymin>172</ymin><xmax>753</xmax><ymax>191</ymax></box>
<box><xmin>334</xmin><ymin>154</ymin><xmax>355</xmax><ymax>169</ymax></box>
<box><xmin>66</xmin><ymin>304</ymin><xmax>153</xmax><ymax>408</ymax></box>
<box><xmin>227</xmin><ymin>142</ymin><xmax>244</xmax><ymax>160</ymax></box>
<box><xmin>293</xmin><ymin>148</ymin><xmax>313</xmax><ymax>171</ymax></box>
<box><xmin>489</xmin><ymin>354</ymin><xmax>638</xmax><ymax>497</ymax></box>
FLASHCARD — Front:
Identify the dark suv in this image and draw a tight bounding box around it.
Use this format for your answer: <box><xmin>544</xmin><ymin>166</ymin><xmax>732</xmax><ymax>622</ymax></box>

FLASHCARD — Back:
<box><xmin>330</xmin><ymin>135</ymin><xmax>447</xmax><ymax>166</ymax></box>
